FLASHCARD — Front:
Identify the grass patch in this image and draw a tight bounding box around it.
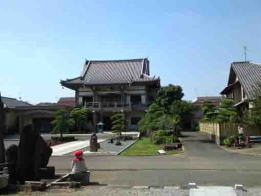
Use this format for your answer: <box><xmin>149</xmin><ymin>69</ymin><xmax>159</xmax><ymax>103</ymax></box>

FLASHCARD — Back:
<box><xmin>120</xmin><ymin>137</ymin><xmax>182</xmax><ymax>156</ymax></box>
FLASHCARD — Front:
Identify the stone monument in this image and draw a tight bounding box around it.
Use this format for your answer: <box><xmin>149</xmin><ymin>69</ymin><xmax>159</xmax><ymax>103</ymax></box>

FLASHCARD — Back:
<box><xmin>16</xmin><ymin>124</ymin><xmax>53</xmax><ymax>183</ymax></box>
<box><xmin>90</xmin><ymin>133</ymin><xmax>99</xmax><ymax>152</ymax></box>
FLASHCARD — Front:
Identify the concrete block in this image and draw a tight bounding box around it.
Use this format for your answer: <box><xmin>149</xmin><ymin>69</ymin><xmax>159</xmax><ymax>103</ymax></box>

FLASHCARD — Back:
<box><xmin>188</xmin><ymin>182</ymin><xmax>197</xmax><ymax>189</ymax></box>
<box><xmin>235</xmin><ymin>184</ymin><xmax>244</xmax><ymax>190</ymax></box>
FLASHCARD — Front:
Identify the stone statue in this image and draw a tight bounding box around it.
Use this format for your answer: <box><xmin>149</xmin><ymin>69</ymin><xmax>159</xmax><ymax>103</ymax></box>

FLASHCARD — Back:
<box><xmin>90</xmin><ymin>133</ymin><xmax>99</xmax><ymax>152</ymax></box>
<box><xmin>16</xmin><ymin>124</ymin><xmax>53</xmax><ymax>183</ymax></box>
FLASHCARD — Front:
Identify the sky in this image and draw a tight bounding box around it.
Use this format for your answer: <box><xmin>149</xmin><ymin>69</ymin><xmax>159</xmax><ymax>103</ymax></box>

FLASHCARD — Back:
<box><xmin>0</xmin><ymin>0</ymin><xmax>261</xmax><ymax>104</ymax></box>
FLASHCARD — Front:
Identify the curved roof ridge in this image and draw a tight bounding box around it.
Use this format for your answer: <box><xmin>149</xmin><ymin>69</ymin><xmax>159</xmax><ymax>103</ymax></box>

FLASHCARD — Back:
<box><xmin>86</xmin><ymin>58</ymin><xmax>147</xmax><ymax>63</ymax></box>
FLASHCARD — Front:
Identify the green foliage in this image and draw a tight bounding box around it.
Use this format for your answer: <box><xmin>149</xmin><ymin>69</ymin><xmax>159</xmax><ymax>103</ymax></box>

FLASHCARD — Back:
<box><xmin>111</xmin><ymin>113</ymin><xmax>125</xmax><ymax>135</ymax></box>
<box><xmin>151</xmin><ymin>130</ymin><xmax>176</xmax><ymax>144</ymax></box>
<box><xmin>216</xmin><ymin>98</ymin><xmax>239</xmax><ymax>123</ymax></box>
<box><xmin>120</xmin><ymin>137</ymin><xmax>180</xmax><ymax>156</ymax></box>
<box><xmin>138</xmin><ymin>103</ymin><xmax>164</xmax><ymax>133</ymax></box>
<box><xmin>170</xmin><ymin>100</ymin><xmax>193</xmax><ymax>129</ymax></box>
<box><xmin>52</xmin><ymin>109</ymin><xmax>74</xmax><ymax>139</ymax></box>
<box><xmin>243</xmin><ymin>95</ymin><xmax>261</xmax><ymax>128</ymax></box>
<box><xmin>223</xmin><ymin>136</ymin><xmax>234</xmax><ymax>146</ymax></box>
<box><xmin>156</xmin><ymin>84</ymin><xmax>184</xmax><ymax>113</ymax></box>
<box><xmin>157</xmin><ymin>115</ymin><xmax>173</xmax><ymax>130</ymax></box>
<box><xmin>70</xmin><ymin>107</ymin><xmax>90</xmax><ymax>132</ymax></box>
<box><xmin>201</xmin><ymin>101</ymin><xmax>217</xmax><ymax>122</ymax></box>
<box><xmin>139</xmin><ymin>85</ymin><xmax>193</xmax><ymax>134</ymax></box>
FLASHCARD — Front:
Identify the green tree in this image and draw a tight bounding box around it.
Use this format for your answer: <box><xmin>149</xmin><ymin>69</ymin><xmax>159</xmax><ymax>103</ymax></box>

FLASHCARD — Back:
<box><xmin>111</xmin><ymin>113</ymin><xmax>125</xmax><ymax>135</ymax></box>
<box><xmin>201</xmin><ymin>101</ymin><xmax>217</xmax><ymax>122</ymax></box>
<box><xmin>170</xmin><ymin>100</ymin><xmax>193</xmax><ymax>129</ymax></box>
<box><xmin>216</xmin><ymin>98</ymin><xmax>238</xmax><ymax>123</ymax></box>
<box><xmin>156</xmin><ymin>84</ymin><xmax>184</xmax><ymax>113</ymax></box>
<box><xmin>243</xmin><ymin>90</ymin><xmax>261</xmax><ymax>128</ymax></box>
<box><xmin>52</xmin><ymin>109</ymin><xmax>74</xmax><ymax>139</ymax></box>
<box><xmin>70</xmin><ymin>107</ymin><xmax>90</xmax><ymax>132</ymax></box>
<box><xmin>138</xmin><ymin>103</ymin><xmax>164</xmax><ymax>134</ymax></box>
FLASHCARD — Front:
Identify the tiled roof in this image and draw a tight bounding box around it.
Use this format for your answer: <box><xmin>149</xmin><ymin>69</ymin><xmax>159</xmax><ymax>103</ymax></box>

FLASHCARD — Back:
<box><xmin>231</xmin><ymin>62</ymin><xmax>261</xmax><ymax>99</ymax></box>
<box><xmin>61</xmin><ymin>58</ymin><xmax>159</xmax><ymax>88</ymax></box>
<box><xmin>36</xmin><ymin>102</ymin><xmax>56</xmax><ymax>106</ymax></box>
<box><xmin>1</xmin><ymin>97</ymin><xmax>31</xmax><ymax>109</ymax></box>
<box><xmin>192</xmin><ymin>96</ymin><xmax>223</xmax><ymax>107</ymax></box>
<box><xmin>57</xmin><ymin>97</ymin><xmax>75</xmax><ymax>107</ymax></box>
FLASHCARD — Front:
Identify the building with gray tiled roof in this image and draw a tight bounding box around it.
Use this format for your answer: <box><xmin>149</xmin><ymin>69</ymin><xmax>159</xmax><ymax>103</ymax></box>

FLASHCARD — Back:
<box><xmin>61</xmin><ymin>58</ymin><xmax>160</xmax><ymax>131</ymax></box>
<box><xmin>221</xmin><ymin>61</ymin><xmax>261</xmax><ymax>108</ymax></box>
<box><xmin>2</xmin><ymin>97</ymin><xmax>31</xmax><ymax>108</ymax></box>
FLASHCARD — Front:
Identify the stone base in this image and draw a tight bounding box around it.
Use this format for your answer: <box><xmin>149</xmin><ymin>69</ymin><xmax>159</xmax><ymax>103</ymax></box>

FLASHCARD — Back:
<box><xmin>38</xmin><ymin>167</ymin><xmax>55</xmax><ymax>179</ymax></box>
<box><xmin>0</xmin><ymin>174</ymin><xmax>9</xmax><ymax>189</ymax></box>
<box><xmin>69</xmin><ymin>171</ymin><xmax>90</xmax><ymax>185</ymax></box>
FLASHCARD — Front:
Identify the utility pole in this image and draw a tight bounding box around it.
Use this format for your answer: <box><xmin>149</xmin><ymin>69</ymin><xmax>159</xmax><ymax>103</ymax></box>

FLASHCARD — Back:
<box><xmin>243</xmin><ymin>46</ymin><xmax>247</xmax><ymax>62</ymax></box>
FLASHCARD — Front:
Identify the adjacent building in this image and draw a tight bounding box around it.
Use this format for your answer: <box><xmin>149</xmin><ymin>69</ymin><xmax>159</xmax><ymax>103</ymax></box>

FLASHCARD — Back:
<box><xmin>191</xmin><ymin>96</ymin><xmax>223</xmax><ymax>128</ymax></box>
<box><xmin>61</xmin><ymin>58</ymin><xmax>160</xmax><ymax>131</ymax></box>
<box><xmin>220</xmin><ymin>61</ymin><xmax>261</xmax><ymax>109</ymax></box>
<box><xmin>1</xmin><ymin>96</ymin><xmax>75</xmax><ymax>134</ymax></box>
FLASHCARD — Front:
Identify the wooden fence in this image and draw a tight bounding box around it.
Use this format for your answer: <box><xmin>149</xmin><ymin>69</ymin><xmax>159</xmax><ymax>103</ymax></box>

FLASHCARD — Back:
<box><xmin>199</xmin><ymin>122</ymin><xmax>261</xmax><ymax>145</ymax></box>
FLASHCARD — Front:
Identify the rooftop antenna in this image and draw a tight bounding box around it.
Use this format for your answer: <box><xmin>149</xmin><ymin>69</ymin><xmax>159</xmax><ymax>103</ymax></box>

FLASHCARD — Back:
<box><xmin>243</xmin><ymin>46</ymin><xmax>247</xmax><ymax>62</ymax></box>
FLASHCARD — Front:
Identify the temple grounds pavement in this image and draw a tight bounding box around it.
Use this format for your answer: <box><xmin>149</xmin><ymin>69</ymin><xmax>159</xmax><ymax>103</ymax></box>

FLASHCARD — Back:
<box><xmin>48</xmin><ymin>131</ymin><xmax>261</xmax><ymax>187</ymax></box>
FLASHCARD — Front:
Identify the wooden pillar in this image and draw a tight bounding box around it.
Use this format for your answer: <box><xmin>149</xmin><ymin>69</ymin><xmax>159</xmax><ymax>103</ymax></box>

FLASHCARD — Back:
<box><xmin>120</xmin><ymin>86</ymin><xmax>124</xmax><ymax>107</ymax></box>
<box><xmin>75</xmin><ymin>90</ymin><xmax>79</xmax><ymax>107</ymax></box>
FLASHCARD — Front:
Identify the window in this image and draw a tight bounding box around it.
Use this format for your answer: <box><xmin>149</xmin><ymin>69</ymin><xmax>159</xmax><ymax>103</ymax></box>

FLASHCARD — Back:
<box><xmin>131</xmin><ymin>117</ymin><xmax>141</xmax><ymax>125</ymax></box>
<box><xmin>131</xmin><ymin>95</ymin><xmax>141</xmax><ymax>105</ymax></box>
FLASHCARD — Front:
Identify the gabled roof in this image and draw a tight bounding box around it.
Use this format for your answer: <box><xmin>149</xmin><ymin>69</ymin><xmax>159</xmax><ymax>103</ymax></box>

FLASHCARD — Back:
<box><xmin>221</xmin><ymin>61</ymin><xmax>261</xmax><ymax>99</ymax></box>
<box><xmin>61</xmin><ymin>58</ymin><xmax>159</xmax><ymax>89</ymax></box>
<box><xmin>56</xmin><ymin>97</ymin><xmax>75</xmax><ymax>107</ymax></box>
<box><xmin>1</xmin><ymin>96</ymin><xmax>31</xmax><ymax>109</ymax></box>
<box><xmin>192</xmin><ymin>96</ymin><xmax>223</xmax><ymax>107</ymax></box>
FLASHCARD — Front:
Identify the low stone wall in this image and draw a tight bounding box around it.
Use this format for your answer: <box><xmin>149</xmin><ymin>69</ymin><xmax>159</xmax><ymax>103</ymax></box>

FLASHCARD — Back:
<box><xmin>199</xmin><ymin>122</ymin><xmax>261</xmax><ymax>145</ymax></box>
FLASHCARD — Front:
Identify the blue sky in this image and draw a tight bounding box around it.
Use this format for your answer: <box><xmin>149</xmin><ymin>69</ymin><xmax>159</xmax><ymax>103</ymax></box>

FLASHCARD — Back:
<box><xmin>0</xmin><ymin>0</ymin><xmax>261</xmax><ymax>104</ymax></box>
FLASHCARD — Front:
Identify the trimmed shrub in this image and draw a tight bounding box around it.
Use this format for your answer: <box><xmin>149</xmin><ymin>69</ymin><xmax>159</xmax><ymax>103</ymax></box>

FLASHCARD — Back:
<box><xmin>151</xmin><ymin>130</ymin><xmax>176</xmax><ymax>144</ymax></box>
<box><xmin>223</xmin><ymin>136</ymin><xmax>234</xmax><ymax>146</ymax></box>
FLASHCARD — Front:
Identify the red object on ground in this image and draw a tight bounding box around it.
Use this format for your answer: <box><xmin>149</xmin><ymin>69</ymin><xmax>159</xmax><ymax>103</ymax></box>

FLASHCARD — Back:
<box><xmin>73</xmin><ymin>150</ymin><xmax>84</xmax><ymax>161</ymax></box>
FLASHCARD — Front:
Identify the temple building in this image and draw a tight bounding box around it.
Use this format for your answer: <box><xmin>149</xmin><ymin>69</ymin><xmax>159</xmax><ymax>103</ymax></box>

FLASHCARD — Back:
<box><xmin>61</xmin><ymin>58</ymin><xmax>160</xmax><ymax>131</ymax></box>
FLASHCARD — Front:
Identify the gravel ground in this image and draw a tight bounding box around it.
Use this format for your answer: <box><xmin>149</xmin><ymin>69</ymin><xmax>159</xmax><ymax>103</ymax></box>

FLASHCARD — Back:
<box><xmin>6</xmin><ymin>186</ymin><xmax>261</xmax><ymax>196</ymax></box>
<box><xmin>62</xmin><ymin>139</ymin><xmax>138</xmax><ymax>156</ymax></box>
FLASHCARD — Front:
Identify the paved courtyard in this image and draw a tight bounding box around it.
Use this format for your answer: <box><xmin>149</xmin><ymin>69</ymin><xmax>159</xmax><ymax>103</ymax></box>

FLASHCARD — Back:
<box><xmin>15</xmin><ymin>186</ymin><xmax>261</xmax><ymax>196</ymax></box>
<box><xmin>49</xmin><ymin>131</ymin><xmax>261</xmax><ymax>187</ymax></box>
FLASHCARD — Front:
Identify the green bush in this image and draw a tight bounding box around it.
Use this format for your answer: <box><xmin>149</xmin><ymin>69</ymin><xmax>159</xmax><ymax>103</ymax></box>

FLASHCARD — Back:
<box><xmin>165</xmin><ymin>137</ymin><xmax>173</xmax><ymax>144</ymax></box>
<box><xmin>151</xmin><ymin>130</ymin><xmax>175</xmax><ymax>144</ymax></box>
<box><xmin>223</xmin><ymin>136</ymin><xmax>234</xmax><ymax>146</ymax></box>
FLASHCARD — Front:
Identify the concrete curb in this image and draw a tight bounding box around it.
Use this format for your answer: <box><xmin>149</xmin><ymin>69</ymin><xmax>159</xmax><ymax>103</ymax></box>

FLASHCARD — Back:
<box><xmin>116</xmin><ymin>139</ymin><xmax>139</xmax><ymax>155</ymax></box>
<box><xmin>219</xmin><ymin>145</ymin><xmax>261</xmax><ymax>156</ymax></box>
